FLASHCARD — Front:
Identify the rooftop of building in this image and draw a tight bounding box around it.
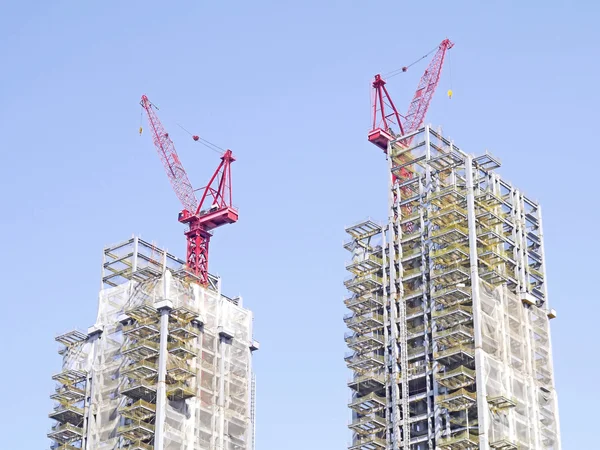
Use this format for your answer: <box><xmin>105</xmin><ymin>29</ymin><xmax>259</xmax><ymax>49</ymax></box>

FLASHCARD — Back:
<box><xmin>101</xmin><ymin>235</ymin><xmax>241</xmax><ymax>305</ymax></box>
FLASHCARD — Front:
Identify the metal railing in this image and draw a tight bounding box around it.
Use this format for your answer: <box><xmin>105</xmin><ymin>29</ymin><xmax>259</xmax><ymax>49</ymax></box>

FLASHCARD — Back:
<box><xmin>437</xmin><ymin>429</ymin><xmax>479</xmax><ymax>446</ymax></box>
<box><xmin>344</xmin><ymin>313</ymin><xmax>384</xmax><ymax>327</ymax></box>
<box><xmin>48</xmin><ymin>422</ymin><xmax>83</xmax><ymax>436</ymax></box>
<box><xmin>435</xmin><ymin>365</ymin><xmax>475</xmax><ymax>380</ymax></box>
<box><xmin>119</xmin><ymin>399</ymin><xmax>156</xmax><ymax>414</ymax></box>
<box><xmin>123</xmin><ymin>441</ymin><xmax>154</xmax><ymax>450</ymax></box>
<box><xmin>437</xmin><ymin>387</ymin><xmax>476</xmax><ymax>403</ymax></box>
<box><xmin>430</xmin><ymin>223</ymin><xmax>469</xmax><ymax>239</ymax></box>
<box><xmin>434</xmin><ymin>343</ymin><xmax>474</xmax><ymax>360</ymax></box>
<box><xmin>50</xmin><ymin>403</ymin><xmax>84</xmax><ymax>416</ymax></box>
<box><xmin>432</xmin><ymin>303</ymin><xmax>472</xmax><ymax>319</ymax></box>
<box><xmin>430</xmin><ymin>243</ymin><xmax>469</xmax><ymax>259</ymax></box>
<box><xmin>431</xmin><ymin>285</ymin><xmax>471</xmax><ymax>300</ymax></box>
<box><xmin>122</xmin><ymin>339</ymin><xmax>159</xmax><ymax>353</ymax></box>
<box><xmin>121</xmin><ymin>379</ymin><xmax>157</xmax><ymax>392</ymax></box>
<box><xmin>434</xmin><ymin>324</ymin><xmax>474</xmax><ymax>341</ymax></box>
<box><xmin>118</xmin><ymin>420</ymin><xmax>155</xmax><ymax>434</ymax></box>
<box><xmin>348</xmin><ymin>372</ymin><xmax>385</xmax><ymax>386</ymax></box>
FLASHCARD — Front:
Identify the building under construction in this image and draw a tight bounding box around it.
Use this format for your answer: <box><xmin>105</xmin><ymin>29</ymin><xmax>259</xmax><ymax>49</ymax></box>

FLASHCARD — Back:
<box><xmin>343</xmin><ymin>126</ymin><xmax>561</xmax><ymax>450</ymax></box>
<box><xmin>48</xmin><ymin>237</ymin><xmax>259</xmax><ymax>450</ymax></box>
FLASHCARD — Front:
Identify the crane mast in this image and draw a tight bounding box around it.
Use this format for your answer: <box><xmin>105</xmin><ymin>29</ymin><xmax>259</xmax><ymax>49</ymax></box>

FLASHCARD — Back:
<box><xmin>140</xmin><ymin>95</ymin><xmax>238</xmax><ymax>286</ymax></box>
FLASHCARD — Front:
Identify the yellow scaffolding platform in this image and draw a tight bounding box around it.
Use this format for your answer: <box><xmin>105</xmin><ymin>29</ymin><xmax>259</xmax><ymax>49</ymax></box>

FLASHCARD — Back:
<box><xmin>348</xmin><ymin>414</ymin><xmax>386</xmax><ymax>435</ymax></box>
<box><xmin>348</xmin><ymin>372</ymin><xmax>385</xmax><ymax>394</ymax></box>
<box><xmin>118</xmin><ymin>420</ymin><xmax>155</xmax><ymax>441</ymax></box>
<box><xmin>348</xmin><ymin>392</ymin><xmax>386</xmax><ymax>415</ymax></box>
<box><xmin>348</xmin><ymin>436</ymin><xmax>386</xmax><ymax>450</ymax></box>
<box><xmin>437</xmin><ymin>430</ymin><xmax>479</xmax><ymax>449</ymax></box>
<box><xmin>435</xmin><ymin>365</ymin><xmax>476</xmax><ymax>390</ymax></box>
<box><xmin>120</xmin><ymin>400</ymin><xmax>156</xmax><ymax>422</ymax></box>
<box><xmin>438</xmin><ymin>388</ymin><xmax>477</xmax><ymax>411</ymax></box>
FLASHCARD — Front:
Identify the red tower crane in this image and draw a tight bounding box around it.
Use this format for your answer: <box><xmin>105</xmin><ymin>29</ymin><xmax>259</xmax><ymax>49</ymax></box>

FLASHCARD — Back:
<box><xmin>140</xmin><ymin>95</ymin><xmax>238</xmax><ymax>285</ymax></box>
<box><xmin>368</xmin><ymin>38</ymin><xmax>454</xmax><ymax>151</ymax></box>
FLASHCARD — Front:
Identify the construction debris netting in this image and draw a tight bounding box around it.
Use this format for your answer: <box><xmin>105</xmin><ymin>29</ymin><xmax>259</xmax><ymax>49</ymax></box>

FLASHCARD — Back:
<box><xmin>480</xmin><ymin>283</ymin><xmax>559</xmax><ymax>449</ymax></box>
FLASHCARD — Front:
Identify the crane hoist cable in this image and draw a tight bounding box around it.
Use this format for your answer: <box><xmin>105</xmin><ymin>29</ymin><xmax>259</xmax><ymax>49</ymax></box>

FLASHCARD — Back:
<box><xmin>176</xmin><ymin>123</ymin><xmax>225</xmax><ymax>155</ymax></box>
<box><xmin>382</xmin><ymin>40</ymin><xmax>456</xmax><ymax>99</ymax></box>
<box><xmin>384</xmin><ymin>44</ymin><xmax>440</xmax><ymax>79</ymax></box>
<box><xmin>447</xmin><ymin>48</ymin><xmax>454</xmax><ymax>99</ymax></box>
<box><xmin>138</xmin><ymin>98</ymin><xmax>225</xmax><ymax>154</ymax></box>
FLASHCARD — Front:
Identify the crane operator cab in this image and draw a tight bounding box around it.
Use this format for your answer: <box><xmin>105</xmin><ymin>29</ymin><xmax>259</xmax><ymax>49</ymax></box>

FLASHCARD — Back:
<box><xmin>178</xmin><ymin>209</ymin><xmax>193</xmax><ymax>223</ymax></box>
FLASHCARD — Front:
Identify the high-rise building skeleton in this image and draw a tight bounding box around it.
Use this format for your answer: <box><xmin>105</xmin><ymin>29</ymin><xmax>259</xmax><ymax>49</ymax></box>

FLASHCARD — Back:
<box><xmin>48</xmin><ymin>237</ymin><xmax>259</xmax><ymax>450</ymax></box>
<box><xmin>343</xmin><ymin>127</ymin><xmax>561</xmax><ymax>450</ymax></box>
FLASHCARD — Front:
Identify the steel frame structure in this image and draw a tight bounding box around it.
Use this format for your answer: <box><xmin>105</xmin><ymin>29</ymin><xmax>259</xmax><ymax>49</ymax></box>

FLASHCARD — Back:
<box><xmin>49</xmin><ymin>237</ymin><xmax>259</xmax><ymax>450</ymax></box>
<box><xmin>343</xmin><ymin>127</ymin><xmax>561</xmax><ymax>450</ymax></box>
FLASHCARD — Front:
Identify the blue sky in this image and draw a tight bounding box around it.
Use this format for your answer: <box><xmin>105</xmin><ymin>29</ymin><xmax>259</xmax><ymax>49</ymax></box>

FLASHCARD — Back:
<box><xmin>0</xmin><ymin>1</ymin><xmax>597</xmax><ymax>448</ymax></box>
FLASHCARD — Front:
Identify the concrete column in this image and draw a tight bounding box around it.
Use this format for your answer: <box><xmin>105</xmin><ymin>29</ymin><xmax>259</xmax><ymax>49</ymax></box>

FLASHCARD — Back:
<box><xmin>83</xmin><ymin>327</ymin><xmax>103</xmax><ymax>450</ymax></box>
<box><xmin>514</xmin><ymin>194</ymin><xmax>528</xmax><ymax>291</ymax></box>
<box><xmin>380</xmin><ymin>228</ymin><xmax>392</xmax><ymax>449</ymax></box>
<box><xmin>432</xmin><ymin>136</ymin><xmax>444</xmax><ymax>446</ymax></box>
<box><xmin>154</xmin><ymin>271</ymin><xmax>173</xmax><ymax>450</ymax></box>
<box><xmin>538</xmin><ymin>205</ymin><xmax>562</xmax><ymax>448</ymax></box>
<box><xmin>386</xmin><ymin>149</ymin><xmax>402</xmax><ymax>450</ymax></box>
<box><xmin>132</xmin><ymin>236</ymin><xmax>139</xmax><ymax>273</ymax></box>
<box><xmin>250</xmin><ymin>373</ymin><xmax>257</xmax><ymax>450</ymax></box>
<box><xmin>422</xmin><ymin>127</ymin><xmax>434</xmax><ymax>450</ymax></box>
<box><xmin>465</xmin><ymin>155</ymin><xmax>489</xmax><ymax>450</ymax></box>
<box><xmin>537</xmin><ymin>205</ymin><xmax>550</xmax><ymax>310</ymax></box>
<box><xmin>219</xmin><ymin>337</ymin><xmax>226</xmax><ymax>450</ymax></box>
<box><xmin>217</xmin><ymin>329</ymin><xmax>232</xmax><ymax>450</ymax></box>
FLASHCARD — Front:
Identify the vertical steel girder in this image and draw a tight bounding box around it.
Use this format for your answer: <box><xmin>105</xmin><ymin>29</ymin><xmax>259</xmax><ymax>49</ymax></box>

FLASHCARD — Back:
<box><xmin>185</xmin><ymin>227</ymin><xmax>211</xmax><ymax>286</ymax></box>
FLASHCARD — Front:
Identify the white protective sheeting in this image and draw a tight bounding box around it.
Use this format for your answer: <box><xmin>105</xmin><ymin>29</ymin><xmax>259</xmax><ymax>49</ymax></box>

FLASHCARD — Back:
<box><xmin>57</xmin><ymin>271</ymin><xmax>254</xmax><ymax>450</ymax></box>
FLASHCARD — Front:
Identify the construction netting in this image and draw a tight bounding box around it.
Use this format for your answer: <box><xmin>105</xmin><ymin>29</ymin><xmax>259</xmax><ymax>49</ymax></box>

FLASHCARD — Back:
<box><xmin>58</xmin><ymin>271</ymin><xmax>254</xmax><ymax>450</ymax></box>
<box><xmin>479</xmin><ymin>282</ymin><xmax>559</xmax><ymax>450</ymax></box>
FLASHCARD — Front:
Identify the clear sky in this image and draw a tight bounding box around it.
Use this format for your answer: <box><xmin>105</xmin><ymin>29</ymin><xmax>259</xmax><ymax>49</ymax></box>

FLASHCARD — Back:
<box><xmin>0</xmin><ymin>1</ymin><xmax>597</xmax><ymax>448</ymax></box>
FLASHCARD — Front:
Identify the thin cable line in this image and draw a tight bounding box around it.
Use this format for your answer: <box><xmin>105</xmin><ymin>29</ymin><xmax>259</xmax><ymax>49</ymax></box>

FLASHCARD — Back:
<box><xmin>383</xmin><ymin>45</ymin><xmax>439</xmax><ymax>79</ymax></box>
<box><xmin>176</xmin><ymin>123</ymin><xmax>225</xmax><ymax>155</ymax></box>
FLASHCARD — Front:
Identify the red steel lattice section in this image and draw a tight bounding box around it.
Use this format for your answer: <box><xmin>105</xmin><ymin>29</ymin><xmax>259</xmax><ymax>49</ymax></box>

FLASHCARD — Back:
<box><xmin>140</xmin><ymin>95</ymin><xmax>199</xmax><ymax>215</ymax></box>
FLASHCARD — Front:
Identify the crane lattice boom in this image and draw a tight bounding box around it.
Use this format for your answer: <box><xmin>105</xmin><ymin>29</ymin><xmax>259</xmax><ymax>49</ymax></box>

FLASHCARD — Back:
<box><xmin>403</xmin><ymin>39</ymin><xmax>454</xmax><ymax>134</ymax></box>
<box><xmin>140</xmin><ymin>95</ymin><xmax>198</xmax><ymax>214</ymax></box>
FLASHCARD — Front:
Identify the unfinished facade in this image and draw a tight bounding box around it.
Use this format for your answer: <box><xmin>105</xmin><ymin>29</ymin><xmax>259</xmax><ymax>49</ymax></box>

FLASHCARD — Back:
<box><xmin>343</xmin><ymin>127</ymin><xmax>560</xmax><ymax>450</ymax></box>
<box><xmin>48</xmin><ymin>237</ymin><xmax>259</xmax><ymax>450</ymax></box>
